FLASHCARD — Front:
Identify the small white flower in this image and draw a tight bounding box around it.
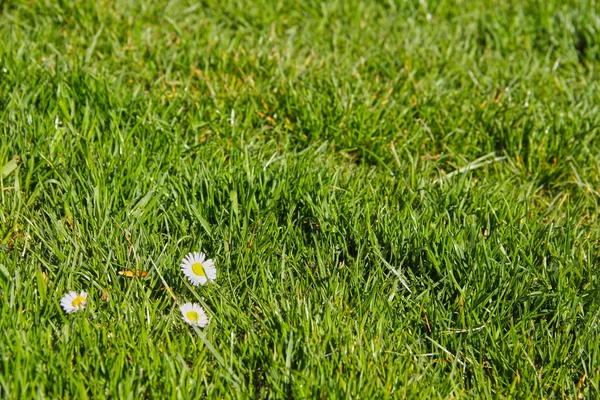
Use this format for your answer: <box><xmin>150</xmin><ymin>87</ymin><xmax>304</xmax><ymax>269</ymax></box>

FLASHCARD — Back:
<box><xmin>180</xmin><ymin>302</ymin><xmax>209</xmax><ymax>327</ymax></box>
<box><xmin>60</xmin><ymin>291</ymin><xmax>88</xmax><ymax>314</ymax></box>
<box><xmin>180</xmin><ymin>252</ymin><xmax>217</xmax><ymax>286</ymax></box>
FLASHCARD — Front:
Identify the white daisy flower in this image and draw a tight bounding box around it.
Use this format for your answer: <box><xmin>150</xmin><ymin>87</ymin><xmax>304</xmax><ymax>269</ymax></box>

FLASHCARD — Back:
<box><xmin>180</xmin><ymin>302</ymin><xmax>209</xmax><ymax>327</ymax></box>
<box><xmin>60</xmin><ymin>291</ymin><xmax>88</xmax><ymax>314</ymax></box>
<box><xmin>180</xmin><ymin>252</ymin><xmax>217</xmax><ymax>286</ymax></box>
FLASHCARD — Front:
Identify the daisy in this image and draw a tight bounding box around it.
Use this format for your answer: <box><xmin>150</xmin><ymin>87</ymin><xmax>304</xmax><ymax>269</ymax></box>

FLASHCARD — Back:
<box><xmin>180</xmin><ymin>302</ymin><xmax>209</xmax><ymax>327</ymax></box>
<box><xmin>60</xmin><ymin>291</ymin><xmax>88</xmax><ymax>314</ymax></box>
<box><xmin>180</xmin><ymin>252</ymin><xmax>217</xmax><ymax>286</ymax></box>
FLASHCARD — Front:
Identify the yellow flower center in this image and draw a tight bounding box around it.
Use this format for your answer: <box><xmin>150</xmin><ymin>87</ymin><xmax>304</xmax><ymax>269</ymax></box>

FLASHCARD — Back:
<box><xmin>192</xmin><ymin>262</ymin><xmax>206</xmax><ymax>277</ymax></box>
<box><xmin>71</xmin><ymin>296</ymin><xmax>86</xmax><ymax>308</ymax></box>
<box><xmin>186</xmin><ymin>311</ymin><xmax>199</xmax><ymax>322</ymax></box>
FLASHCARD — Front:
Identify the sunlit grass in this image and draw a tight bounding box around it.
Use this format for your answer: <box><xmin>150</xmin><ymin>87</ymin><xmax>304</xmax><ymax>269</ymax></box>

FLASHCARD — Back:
<box><xmin>1</xmin><ymin>0</ymin><xmax>600</xmax><ymax>397</ymax></box>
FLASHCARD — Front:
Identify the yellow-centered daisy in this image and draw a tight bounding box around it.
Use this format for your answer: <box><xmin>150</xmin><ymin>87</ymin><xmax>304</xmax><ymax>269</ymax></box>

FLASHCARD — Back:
<box><xmin>181</xmin><ymin>252</ymin><xmax>217</xmax><ymax>286</ymax></box>
<box><xmin>180</xmin><ymin>302</ymin><xmax>209</xmax><ymax>327</ymax></box>
<box><xmin>60</xmin><ymin>291</ymin><xmax>88</xmax><ymax>314</ymax></box>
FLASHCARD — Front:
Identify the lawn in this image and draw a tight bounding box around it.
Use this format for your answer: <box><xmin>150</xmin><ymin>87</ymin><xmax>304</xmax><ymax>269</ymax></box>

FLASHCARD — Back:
<box><xmin>1</xmin><ymin>0</ymin><xmax>600</xmax><ymax>397</ymax></box>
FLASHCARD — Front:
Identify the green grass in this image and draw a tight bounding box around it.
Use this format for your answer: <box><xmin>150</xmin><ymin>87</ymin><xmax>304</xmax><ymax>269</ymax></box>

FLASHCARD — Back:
<box><xmin>1</xmin><ymin>0</ymin><xmax>600</xmax><ymax>397</ymax></box>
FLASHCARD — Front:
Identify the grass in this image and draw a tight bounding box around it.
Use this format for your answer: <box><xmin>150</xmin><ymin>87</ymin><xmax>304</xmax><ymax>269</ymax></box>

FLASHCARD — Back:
<box><xmin>1</xmin><ymin>0</ymin><xmax>600</xmax><ymax>397</ymax></box>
